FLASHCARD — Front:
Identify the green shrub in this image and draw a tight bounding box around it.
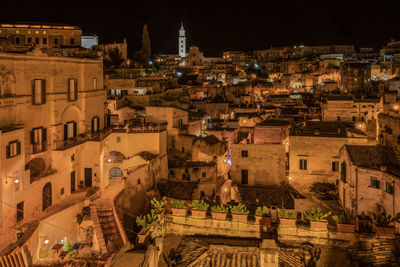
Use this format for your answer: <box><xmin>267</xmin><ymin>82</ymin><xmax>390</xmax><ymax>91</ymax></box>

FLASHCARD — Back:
<box><xmin>63</xmin><ymin>242</ymin><xmax>73</xmax><ymax>252</ymax></box>
<box><xmin>171</xmin><ymin>200</ymin><xmax>186</xmax><ymax>209</ymax></box>
<box><xmin>332</xmin><ymin>211</ymin><xmax>354</xmax><ymax>224</ymax></box>
<box><xmin>255</xmin><ymin>206</ymin><xmax>270</xmax><ymax>217</ymax></box>
<box><xmin>278</xmin><ymin>209</ymin><xmax>298</xmax><ymax>219</ymax></box>
<box><xmin>230</xmin><ymin>203</ymin><xmax>249</xmax><ymax>215</ymax></box>
<box><xmin>304</xmin><ymin>208</ymin><xmax>331</xmax><ymax>222</ymax></box>
<box><xmin>189</xmin><ymin>200</ymin><xmax>209</xmax><ymax>211</ymax></box>
<box><xmin>211</xmin><ymin>204</ymin><xmax>228</xmax><ymax>213</ymax></box>
<box><xmin>151</xmin><ymin>197</ymin><xmax>167</xmax><ymax>214</ymax></box>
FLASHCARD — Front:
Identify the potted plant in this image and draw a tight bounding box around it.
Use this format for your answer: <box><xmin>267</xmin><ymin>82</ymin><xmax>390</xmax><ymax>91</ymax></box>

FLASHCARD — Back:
<box><xmin>136</xmin><ymin>212</ymin><xmax>158</xmax><ymax>243</ymax></box>
<box><xmin>171</xmin><ymin>200</ymin><xmax>186</xmax><ymax>216</ymax></box>
<box><xmin>151</xmin><ymin>197</ymin><xmax>167</xmax><ymax>220</ymax></box>
<box><xmin>278</xmin><ymin>209</ymin><xmax>298</xmax><ymax>227</ymax></box>
<box><xmin>372</xmin><ymin>210</ymin><xmax>395</xmax><ymax>236</ymax></box>
<box><xmin>189</xmin><ymin>200</ymin><xmax>209</xmax><ymax>218</ymax></box>
<box><xmin>230</xmin><ymin>203</ymin><xmax>249</xmax><ymax>222</ymax></box>
<box><xmin>211</xmin><ymin>204</ymin><xmax>228</xmax><ymax>220</ymax></box>
<box><xmin>332</xmin><ymin>211</ymin><xmax>355</xmax><ymax>233</ymax></box>
<box><xmin>255</xmin><ymin>206</ymin><xmax>271</xmax><ymax>225</ymax></box>
<box><xmin>304</xmin><ymin>208</ymin><xmax>331</xmax><ymax>230</ymax></box>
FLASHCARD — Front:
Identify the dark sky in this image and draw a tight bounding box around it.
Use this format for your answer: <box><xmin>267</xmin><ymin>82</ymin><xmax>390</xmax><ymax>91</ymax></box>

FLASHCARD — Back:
<box><xmin>2</xmin><ymin>0</ymin><xmax>400</xmax><ymax>56</ymax></box>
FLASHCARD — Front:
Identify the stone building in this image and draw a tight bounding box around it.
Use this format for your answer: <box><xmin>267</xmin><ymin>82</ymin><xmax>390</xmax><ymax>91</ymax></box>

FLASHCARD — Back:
<box><xmin>0</xmin><ymin>22</ymin><xmax>82</xmax><ymax>48</ymax></box>
<box><xmin>338</xmin><ymin>145</ymin><xmax>400</xmax><ymax>223</ymax></box>
<box><xmin>340</xmin><ymin>61</ymin><xmax>372</xmax><ymax>93</ymax></box>
<box><xmin>289</xmin><ymin>121</ymin><xmax>372</xmax><ymax>193</ymax></box>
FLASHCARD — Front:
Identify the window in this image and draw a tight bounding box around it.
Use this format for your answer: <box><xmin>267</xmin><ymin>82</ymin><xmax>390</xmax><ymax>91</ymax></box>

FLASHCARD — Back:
<box><xmin>241</xmin><ymin>169</ymin><xmax>248</xmax><ymax>184</ymax></box>
<box><xmin>116</xmin><ymin>136</ymin><xmax>121</xmax><ymax>143</ymax></box>
<box><xmin>54</xmin><ymin>37</ymin><xmax>58</xmax><ymax>45</ymax></box>
<box><xmin>6</xmin><ymin>140</ymin><xmax>21</xmax><ymax>158</ymax></box>
<box><xmin>352</xmin><ymin>116</ymin><xmax>356</xmax><ymax>122</ymax></box>
<box><xmin>68</xmin><ymin>79</ymin><xmax>77</xmax><ymax>101</ymax></box>
<box><xmin>35</xmin><ymin>37</ymin><xmax>39</xmax><ymax>44</ymax></box>
<box><xmin>299</xmin><ymin>159</ymin><xmax>307</xmax><ymax>170</ymax></box>
<box><xmin>70</xmin><ymin>38</ymin><xmax>75</xmax><ymax>45</ymax></box>
<box><xmin>16</xmin><ymin>202</ymin><xmax>24</xmax><ymax>222</ymax></box>
<box><xmin>110</xmin><ymin>167</ymin><xmax>123</xmax><ymax>177</ymax></box>
<box><xmin>31</xmin><ymin>127</ymin><xmax>46</xmax><ymax>153</ymax></box>
<box><xmin>32</xmin><ymin>79</ymin><xmax>46</xmax><ymax>105</ymax></box>
<box><xmin>202</xmin><ymin>172</ymin><xmax>206</xmax><ymax>178</ymax></box>
<box><xmin>64</xmin><ymin>121</ymin><xmax>77</xmax><ymax>140</ymax></box>
<box><xmin>341</xmin><ymin>162</ymin><xmax>347</xmax><ymax>183</ymax></box>
<box><xmin>15</xmin><ymin>37</ymin><xmax>20</xmax><ymax>45</ymax></box>
<box><xmin>370</xmin><ymin>177</ymin><xmax>380</xmax><ymax>189</ymax></box>
<box><xmin>60</xmin><ymin>187</ymin><xmax>64</xmax><ymax>195</ymax></box>
<box><xmin>91</xmin><ymin>116</ymin><xmax>100</xmax><ymax>133</ymax></box>
<box><xmin>332</xmin><ymin>161</ymin><xmax>339</xmax><ymax>172</ymax></box>
<box><xmin>43</xmin><ymin>37</ymin><xmax>47</xmax><ymax>45</ymax></box>
<box><xmin>241</xmin><ymin>150</ymin><xmax>248</xmax><ymax>157</ymax></box>
<box><xmin>337</xmin><ymin>116</ymin><xmax>341</xmax><ymax>121</ymax></box>
<box><xmin>27</xmin><ymin>37</ymin><xmax>32</xmax><ymax>43</ymax></box>
<box><xmin>92</xmin><ymin>78</ymin><xmax>97</xmax><ymax>90</ymax></box>
<box><xmin>386</xmin><ymin>182</ymin><xmax>394</xmax><ymax>194</ymax></box>
<box><xmin>137</xmin><ymin>178</ymin><xmax>141</xmax><ymax>185</ymax></box>
<box><xmin>71</xmin><ymin>154</ymin><xmax>75</xmax><ymax>161</ymax></box>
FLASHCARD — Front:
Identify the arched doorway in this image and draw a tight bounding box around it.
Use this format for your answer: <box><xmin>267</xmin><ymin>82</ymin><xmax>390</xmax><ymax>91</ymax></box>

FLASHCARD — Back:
<box><xmin>42</xmin><ymin>182</ymin><xmax>52</xmax><ymax>211</ymax></box>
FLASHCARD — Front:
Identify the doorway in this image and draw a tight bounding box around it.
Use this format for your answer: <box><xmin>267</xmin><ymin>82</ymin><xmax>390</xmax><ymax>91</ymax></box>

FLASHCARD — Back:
<box><xmin>71</xmin><ymin>171</ymin><xmax>76</xmax><ymax>193</ymax></box>
<box><xmin>85</xmin><ymin>168</ymin><xmax>92</xmax><ymax>187</ymax></box>
<box><xmin>42</xmin><ymin>182</ymin><xmax>52</xmax><ymax>211</ymax></box>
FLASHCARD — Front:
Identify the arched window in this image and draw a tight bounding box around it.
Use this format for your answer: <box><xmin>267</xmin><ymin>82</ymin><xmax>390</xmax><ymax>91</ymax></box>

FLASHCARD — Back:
<box><xmin>109</xmin><ymin>167</ymin><xmax>123</xmax><ymax>177</ymax></box>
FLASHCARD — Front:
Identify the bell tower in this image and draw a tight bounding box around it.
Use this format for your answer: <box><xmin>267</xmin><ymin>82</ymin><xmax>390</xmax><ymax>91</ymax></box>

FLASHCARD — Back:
<box><xmin>178</xmin><ymin>22</ymin><xmax>186</xmax><ymax>58</ymax></box>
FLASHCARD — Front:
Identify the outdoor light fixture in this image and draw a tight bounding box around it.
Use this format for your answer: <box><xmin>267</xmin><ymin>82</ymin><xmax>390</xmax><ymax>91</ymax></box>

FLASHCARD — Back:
<box><xmin>108</xmin><ymin>159</ymin><xmax>112</xmax><ymax>162</ymax></box>
<box><xmin>44</xmin><ymin>239</ymin><xmax>49</xmax><ymax>244</ymax></box>
<box><xmin>14</xmin><ymin>179</ymin><xmax>19</xmax><ymax>183</ymax></box>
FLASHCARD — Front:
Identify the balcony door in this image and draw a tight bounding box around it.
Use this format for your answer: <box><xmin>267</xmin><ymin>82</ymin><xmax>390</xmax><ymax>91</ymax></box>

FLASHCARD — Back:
<box><xmin>85</xmin><ymin>168</ymin><xmax>92</xmax><ymax>187</ymax></box>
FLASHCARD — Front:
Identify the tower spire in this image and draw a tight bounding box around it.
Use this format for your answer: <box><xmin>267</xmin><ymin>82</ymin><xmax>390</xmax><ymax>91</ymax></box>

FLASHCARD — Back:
<box><xmin>178</xmin><ymin>23</ymin><xmax>186</xmax><ymax>57</ymax></box>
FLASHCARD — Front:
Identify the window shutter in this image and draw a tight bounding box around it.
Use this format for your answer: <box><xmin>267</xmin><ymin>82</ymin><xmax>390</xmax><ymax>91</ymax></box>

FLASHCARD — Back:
<box><xmin>17</xmin><ymin>142</ymin><xmax>21</xmax><ymax>155</ymax></box>
<box><xmin>32</xmin><ymin>80</ymin><xmax>35</xmax><ymax>104</ymax></box>
<box><xmin>91</xmin><ymin>118</ymin><xmax>94</xmax><ymax>133</ymax></box>
<box><xmin>30</xmin><ymin>130</ymin><xmax>34</xmax><ymax>144</ymax></box>
<box><xmin>74</xmin><ymin>80</ymin><xmax>78</xmax><ymax>100</ymax></box>
<box><xmin>42</xmin><ymin>128</ymin><xmax>47</xmax><ymax>151</ymax></box>
<box><xmin>41</xmin><ymin>80</ymin><xmax>46</xmax><ymax>104</ymax></box>
<box><xmin>64</xmin><ymin>124</ymin><xmax>68</xmax><ymax>140</ymax></box>
<box><xmin>67</xmin><ymin>79</ymin><xmax>71</xmax><ymax>100</ymax></box>
<box><xmin>6</xmin><ymin>144</ymin><xmax>10</xmax><ymax>158</ymax></box>
<box><xmin>73</xmin><ymin>122</ymin><xmax>77</xmax><ymax>137</ymax></box>
<box><xmin>97</xmin><ymin>117</ymin><xmax>100</xmax><ymax>132</ymax></box>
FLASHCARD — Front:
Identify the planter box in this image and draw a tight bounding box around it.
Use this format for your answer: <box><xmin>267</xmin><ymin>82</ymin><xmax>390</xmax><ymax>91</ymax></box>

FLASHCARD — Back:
<box><xmin>255</xmin><ymin>216</ymin><xmax>272</xmax><ymax>225</ymax></box>
<box><xmin>310</xmin><ymin>220</ymin><xmax>328</xmax><ymax>230</ymax></box>
<box><xmin>232</xmin><ymin>214</ymin><xmax>248</xmax><ymax>223</ymax></box>
<box><xmin>172</xmin><ymin>208</ymin><xmax>186</xmax><ymax>217</ymax></box>
<box><xmin>211</xmin><ymin>212</ymin><xmax>227</xmax><ymax>220</ymax></box>
<box><xmin>376</xmin><ymin>226</ymin><xmax>395</xmax><ymax>236</ymax></box>
<box><xmin>337</xmin><ymin>223</ymin><xmax>356</xmax><ymax>233</ymax></box>
<box><xmin>157</xmin><ymin>210</ymin><xmax>165</xmax><ymax>221</ymax></box>
<box><xmin>191</xmin><ymin>209</ymin><xmax>207</xmax><ymax>218</ymax></box>
<box><xmin>279</xmin><ymin>218</ymin><xmax>297</xmax><ymax>227</ymax></box>
<box><xmin>138</xmin><ymin>228</ymin><xmax>150</xmax><ymax>243</ymax></box>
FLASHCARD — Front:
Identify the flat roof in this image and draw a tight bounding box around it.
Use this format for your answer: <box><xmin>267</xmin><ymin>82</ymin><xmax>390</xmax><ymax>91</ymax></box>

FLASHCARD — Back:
<box><xmin>0</xmin><ymin>22</ymin><xmax>80</xmax><ymax>30</ymax></box>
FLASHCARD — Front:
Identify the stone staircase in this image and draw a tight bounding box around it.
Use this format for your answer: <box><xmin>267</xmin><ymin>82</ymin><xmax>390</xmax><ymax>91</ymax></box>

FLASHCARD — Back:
<box><xmin>97</xmin><ymin>208</ymin><xmax>124</xmax><ymax>252</ymax></box>
<box><xmin>0</xmin><ymin>246</ymin><xmax>32</xmax><ymax>267</ymax></box>
<box><xmin>349</xmin><ymin>238</ymin><xmax>400</xmax><ymax>266</ymax></box>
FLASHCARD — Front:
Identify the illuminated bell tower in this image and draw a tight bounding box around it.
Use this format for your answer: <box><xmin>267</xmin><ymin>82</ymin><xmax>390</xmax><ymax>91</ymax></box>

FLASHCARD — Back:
<box><xmin>179</xmin><ymin>22</ymin><xmax>186</xmax><ymax>58</ymax></box>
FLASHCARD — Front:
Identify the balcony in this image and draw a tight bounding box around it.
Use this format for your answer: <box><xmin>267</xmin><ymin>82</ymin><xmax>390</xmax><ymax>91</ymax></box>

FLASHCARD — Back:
<box><xmin>54</xmin><ymin>128</ymin><xmax>114</xmax><ymax>151</ymax></box>
<box><xmin>32</xmin><ymin>142</ymin><xmax>46</xmax><ymax>154</ymax></box>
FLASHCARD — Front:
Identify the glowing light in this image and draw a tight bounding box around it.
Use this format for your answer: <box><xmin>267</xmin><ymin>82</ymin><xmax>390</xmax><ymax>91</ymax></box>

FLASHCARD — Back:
<box><xmin>224</xmin><ymin>187</ymin><xmax>228</xmax><ymax>192</ymax></box>
<box><xmin>14</xmin><ymin>179</ymin><xmax>19</xmax><ymax>184</ymax></box>
<box><xmin>44</xmin><ymin>239</ymin><xmax>49</xmax><ymax>244</ymax></box>
<box><xmin>107</xmin><ymin>159</ymin><xmax>112</xmax><ymax>162</ymax></box>
<box><xmin>393</xmin><ymin>105</ymin><xmax>399</xmax><ymax>111</ymax></box>
<box><xmin>288</xmin><ymin>176</ymin><xmax>292</xmax><ymax>181</ymax></box>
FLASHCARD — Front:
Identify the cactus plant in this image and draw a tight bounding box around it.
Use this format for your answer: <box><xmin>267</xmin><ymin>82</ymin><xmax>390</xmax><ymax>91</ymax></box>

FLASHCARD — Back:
<box><xmin>230</xmin><ymin>203</ymin><xmax>249</xmax><ymax>215</ymax></box>
<box><xmin>278</xmin><ymin>209</ymin><xmax>298</xmax><ymax>219</ymax></box>
<box><xmin>211</xmin><ymin>204</ymin><xmax>228</xmax><ymax>213</ymax></box>
<box><xmin>255</xmin><ymin>206</ymin><xmax>270</xmax><ymax>217</ymax></box>
<box><xmin>189</xmin><ymin>200</ymin><xmax>209</xmax><ymax>211</ymax></box>
<box><xmin>151</xmin><ymin>196</ymin><xmax>167</xmax><ymax>214</ymax></box>
<box><xmin>332</xmin><ymin>211</ymin><xmax>354</xmax><ymax>224</ymax></box>
<box><xmin>171</xmin><ymin>200</ymin><xmax>186</xmax><ymax>209</ymax></box>
<box><xmin>304</xmin><ymin>208</ymin><xmax>331</xmax><ymax>222</ymax></box>
<box><xmin>372</xmin><ymin>210</ymin><xmax>395</xmax><ymax>227</ymax></box>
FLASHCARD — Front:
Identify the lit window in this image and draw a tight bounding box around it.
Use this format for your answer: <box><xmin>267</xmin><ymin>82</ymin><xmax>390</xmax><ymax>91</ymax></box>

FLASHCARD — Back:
<box><xmin>64</xmin><ymin>122</ymin><xmax>77</xmax><ymax>140</ymax></box>
<box><xmin>33</xmin><ymin>79</ymin><xmax>46</xmax><ymax>105</ymax></box>
<box><xmin>68</xmin><ymin>78</ymin><xmax>77</xmax><ymax>101</ymax></box>
<box><xmin>6</xmin><ymin>140</ymin><xmax>21</xmax><ymax>158</ymax></box>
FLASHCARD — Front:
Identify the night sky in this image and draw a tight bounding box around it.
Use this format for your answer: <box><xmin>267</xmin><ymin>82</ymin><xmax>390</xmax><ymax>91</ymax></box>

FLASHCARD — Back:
<box><xmin>2</xmin><ymin>0</ymin><xmax>400</xmax><ymax>56</ymax></box>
